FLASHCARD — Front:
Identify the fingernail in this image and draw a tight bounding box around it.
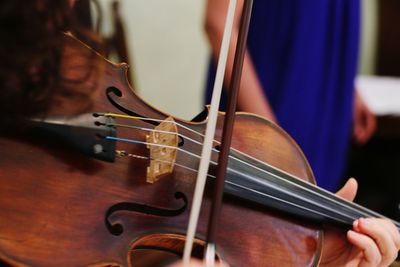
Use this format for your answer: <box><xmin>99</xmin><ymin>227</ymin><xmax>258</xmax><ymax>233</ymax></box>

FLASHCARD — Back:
<box><xmin>347</xmin><ymin>230</ymin><xmax>360</xmax><ymax>240</ymax></box>
<box><xmin>360</xmin><ymin>218</ymin><xmax>370</xmax><ymax>226</ymax></box>
<box><xmin>353</xmin><ymin>219</ymin><xmax>360</xmax><ymax>231</ymax></box>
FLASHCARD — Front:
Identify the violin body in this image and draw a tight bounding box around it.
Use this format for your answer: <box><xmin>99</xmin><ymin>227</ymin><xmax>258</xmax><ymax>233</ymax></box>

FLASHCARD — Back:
<box><xmin>0</xmin><ymin>35</ymin><xmax>321</xmax><ymax>266</ymax></box>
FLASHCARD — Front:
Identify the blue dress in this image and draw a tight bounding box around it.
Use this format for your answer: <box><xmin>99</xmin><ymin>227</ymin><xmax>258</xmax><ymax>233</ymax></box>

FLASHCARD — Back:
<box><xmin>206</xmin><ymin>0</ymin><xmax>360</xmax><ymax>191</ymax></box>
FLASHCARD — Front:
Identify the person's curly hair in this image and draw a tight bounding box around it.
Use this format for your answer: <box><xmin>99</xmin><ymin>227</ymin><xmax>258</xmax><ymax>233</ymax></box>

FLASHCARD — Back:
<box><xmin>0</xmin><ymin>0</ymin><xmax>73</xmax><ymax>116</ymax></box>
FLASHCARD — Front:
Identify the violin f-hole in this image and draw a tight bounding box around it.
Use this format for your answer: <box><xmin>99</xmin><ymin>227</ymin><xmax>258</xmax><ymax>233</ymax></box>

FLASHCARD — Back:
<box><xmin>106</xmin><ymin>86</ymin><xmax>159</xmax><ymax>126</ymax></box>
<box><xmin>105</xmin><ymin>192</ymin><xmax>188</xmax><ymax>236</ymax></box>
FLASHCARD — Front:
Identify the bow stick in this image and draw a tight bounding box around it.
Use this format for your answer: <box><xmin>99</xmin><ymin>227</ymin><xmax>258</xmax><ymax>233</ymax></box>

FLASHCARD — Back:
<box><xmin>205</xmin><ymin>0</ymin><xmax>254</xmax><ymax>265</ymax></box>
<box><xmin>182</xmin><ymin>0</ymin><xmax>237</xmax><ymax>264</ymax></box>
<box><xmin>183</xmin><ymin>0</ymin><xmax>254</xmax><ymax>265</ymax></box>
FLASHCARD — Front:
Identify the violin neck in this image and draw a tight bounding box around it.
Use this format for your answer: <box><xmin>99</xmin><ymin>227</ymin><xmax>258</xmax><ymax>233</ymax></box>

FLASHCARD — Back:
<box><xmin>222</xmin><ymin>150</ymin><xmax>400</xmax><ymax>231</ymax></box>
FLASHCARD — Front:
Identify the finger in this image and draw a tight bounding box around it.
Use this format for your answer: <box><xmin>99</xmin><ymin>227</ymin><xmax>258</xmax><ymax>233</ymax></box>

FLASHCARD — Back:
<box><xmin>358</xmin><ymin>218</ymin><xmax>399</xmax><ymax>266</ymax></box>
<box><xmin>347</xmin><ymin>230</ymin><xmax>381</xmax><ymax>267</ymax></box>
<box><xmin>353</xmin><ymin>94</ymin><xmax>376</xmax><ymax>144</ymax></box>
<box><xmin>378</xmin><ymin>219</ymin><xmax>400</xmax><ymax>250</ymax></box>
<box><xmin>353</xmin><ymin>117</ymin><xmax>363</xmax><ymax>144</ymax></box>
<box><xmin>335</xmin><ymin>178</ymin><xmax>358</xmax><ymax>201</ymax></box>
<box><xmin>353</xmin><ymin>105</ymin><xmax>365</xmax><ymax>144</ymax></box>
<box><xmin>365</xmin><ymin>109</ymin><xmax>376</xmax><ymax>136</ymax></box>
<box><xmin>354</xmin><ymin>117</ymin><xmax>369</xmax><ymax>145</ymax></box>
<box><xmin>361</xmin><ymin>109</ymin><xmax>376</xmax><ymax>143</ymax></box>
<box><xmin>357</xmin><ymin>122</ymin><xmax>368</xmax><ymax>144</ymax></box>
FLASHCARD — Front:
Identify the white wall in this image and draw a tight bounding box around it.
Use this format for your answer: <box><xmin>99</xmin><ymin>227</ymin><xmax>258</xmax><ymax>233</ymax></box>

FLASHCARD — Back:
<box><xmin>359</xmin><ymin>0</ymin><xmax>378</xmax><ymax>75</ymax></box>
<box><xmin>95</xmin><ymin>0</ymin><xmax>378</xmax><ymax>119</ymax></box>
<box><xmin>96</xmin><ymin>0</ymin><xmax>210</xmax><ymax>120</ymax></box>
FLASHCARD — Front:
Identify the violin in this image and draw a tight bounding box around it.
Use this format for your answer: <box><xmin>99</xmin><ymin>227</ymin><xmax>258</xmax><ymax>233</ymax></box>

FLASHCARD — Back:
<box><xmin>0</xmin><ymin>34</ymin><xmax>399</xmax><ymax>267</ymax></box>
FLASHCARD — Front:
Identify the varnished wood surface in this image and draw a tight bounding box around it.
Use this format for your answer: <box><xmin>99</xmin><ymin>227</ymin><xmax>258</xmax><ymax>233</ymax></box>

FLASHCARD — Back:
<box><xmin>0</xmin><ymin>35</ymin><xmax>321</xmax><ymax>267</ymax></box>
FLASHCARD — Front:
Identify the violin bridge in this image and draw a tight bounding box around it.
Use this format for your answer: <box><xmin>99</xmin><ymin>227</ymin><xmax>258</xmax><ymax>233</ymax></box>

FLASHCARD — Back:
<box><xmin>146</xmin><ymin>116</ymin><xmax>178</xmax><ymax>183</ymax></box>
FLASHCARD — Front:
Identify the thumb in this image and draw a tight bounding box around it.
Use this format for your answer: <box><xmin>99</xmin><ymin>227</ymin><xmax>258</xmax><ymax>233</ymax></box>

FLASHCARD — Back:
<box><xmin>335</xmin><ymin>178</ymin><xmax>358</xmax><ymax>201</ymax></box>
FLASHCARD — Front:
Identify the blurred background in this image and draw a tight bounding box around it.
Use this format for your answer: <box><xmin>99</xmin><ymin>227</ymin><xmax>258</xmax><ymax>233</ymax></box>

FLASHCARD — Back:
<box><xmin>73</xmin><ymin>0</ymin><xmax>400</xmax><ymax>222</ymax></box>
<box><xmin>86</xmin><ymin>0</ymin><xmax>209</xmax><ymax>120</ymax></box>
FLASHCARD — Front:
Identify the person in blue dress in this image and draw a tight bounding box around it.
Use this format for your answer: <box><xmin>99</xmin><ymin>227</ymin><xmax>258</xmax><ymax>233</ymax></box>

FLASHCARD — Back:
<box><xmin>203</xmin><ymin>2</ymin><xmax>400</xmax><ymax>266</ymax></box>
<box><xmin>205</xmin><ymin>0</ymin><xmax>376</xmax><ymax>192</ymax></box>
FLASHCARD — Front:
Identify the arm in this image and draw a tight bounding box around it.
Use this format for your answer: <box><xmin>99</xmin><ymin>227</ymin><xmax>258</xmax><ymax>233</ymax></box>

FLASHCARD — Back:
<box><xmin>205</xmin><ymin>0</ymin><xmax>276</xmax><ymax>122</ymax></box>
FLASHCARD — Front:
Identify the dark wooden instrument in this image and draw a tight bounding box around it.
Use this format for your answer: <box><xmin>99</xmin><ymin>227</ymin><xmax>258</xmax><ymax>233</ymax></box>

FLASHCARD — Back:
<box><xmin>0</xmin><ymin>35</ymin><xmax>398</xmax><ymax>267</ymax></box>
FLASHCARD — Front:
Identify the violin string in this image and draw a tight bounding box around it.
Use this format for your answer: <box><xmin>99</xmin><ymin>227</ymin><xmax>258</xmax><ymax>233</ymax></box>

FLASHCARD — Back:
<box><xmin>116</xmin><ymin>150</ymin><xmax>216</xmax><ymax>179</ymax></box>
<box><xmin>104</xmin><ymin>117</ymin><xmax>388</xmax><ymax>222</ymax></box>
<box><xmin>106</xmin><ymin>122</ymin><xmax>207</xmax><ymax>149</ymax></box>
<box><xmin>100</xmin><ymin>114</ymin><xmax>397</xmax><ymax>226</ymax></box>
<box><xmin>105</xmin><ymin>136</ymin><xmax>204</xmax><ymax>162</ymax></box>
<box><xmin>112</xmin><ymin>138</ymin><xmax>400</xmax><ymax>229</ymax></box>
<box><xmin>102</xmin><ymin>113</ymin><xmax>208</xmax><ymax>139</ymax></box>
<box><xmin>227</xmin><ymin>179</ymin><xmax>353</xmax><ymax>225</ymax></box>
<box><xmin>107</xmin><ymin>136</ymin><xmax>391</xmax><ymax>227</ymax></box>
<box><xmin>228</xmin><ymin>150</ymin><xmax>388</xmax><ymax>220</ymax></box>
<box><xmin>108</xmin><ymin>121</ymin><xmax>361</xmax><ymax>218</ymax></box>
<box><xmin>114</xmin><ymin>147</ymin><xmax>385</xmax><ymax>229</ymax></box>
<box><xmin>113</xmin><ymin>140</ymin><xmax>358</xmax><ymax>227</ymax></box>
<box><xmin>110</xmin><ymin>139</ymin><xmax>376</xmax><ymax>224</ymax></box>
<box><xmin>108</xmin><ymin>122</ymin><xmax>382</xmax><ymax>221</ymax></box>
<box><xmin>226</xmin><ymin>162</ymin><xmax>400</xmax><ymax>228</ymax></box>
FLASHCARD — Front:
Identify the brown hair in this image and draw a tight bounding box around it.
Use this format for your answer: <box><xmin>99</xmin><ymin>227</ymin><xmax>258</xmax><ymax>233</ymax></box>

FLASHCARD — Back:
<box><xmin>0</xmin><ymin>0</ymin><xmax>74</xmax><ymax>116</ymax></box>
